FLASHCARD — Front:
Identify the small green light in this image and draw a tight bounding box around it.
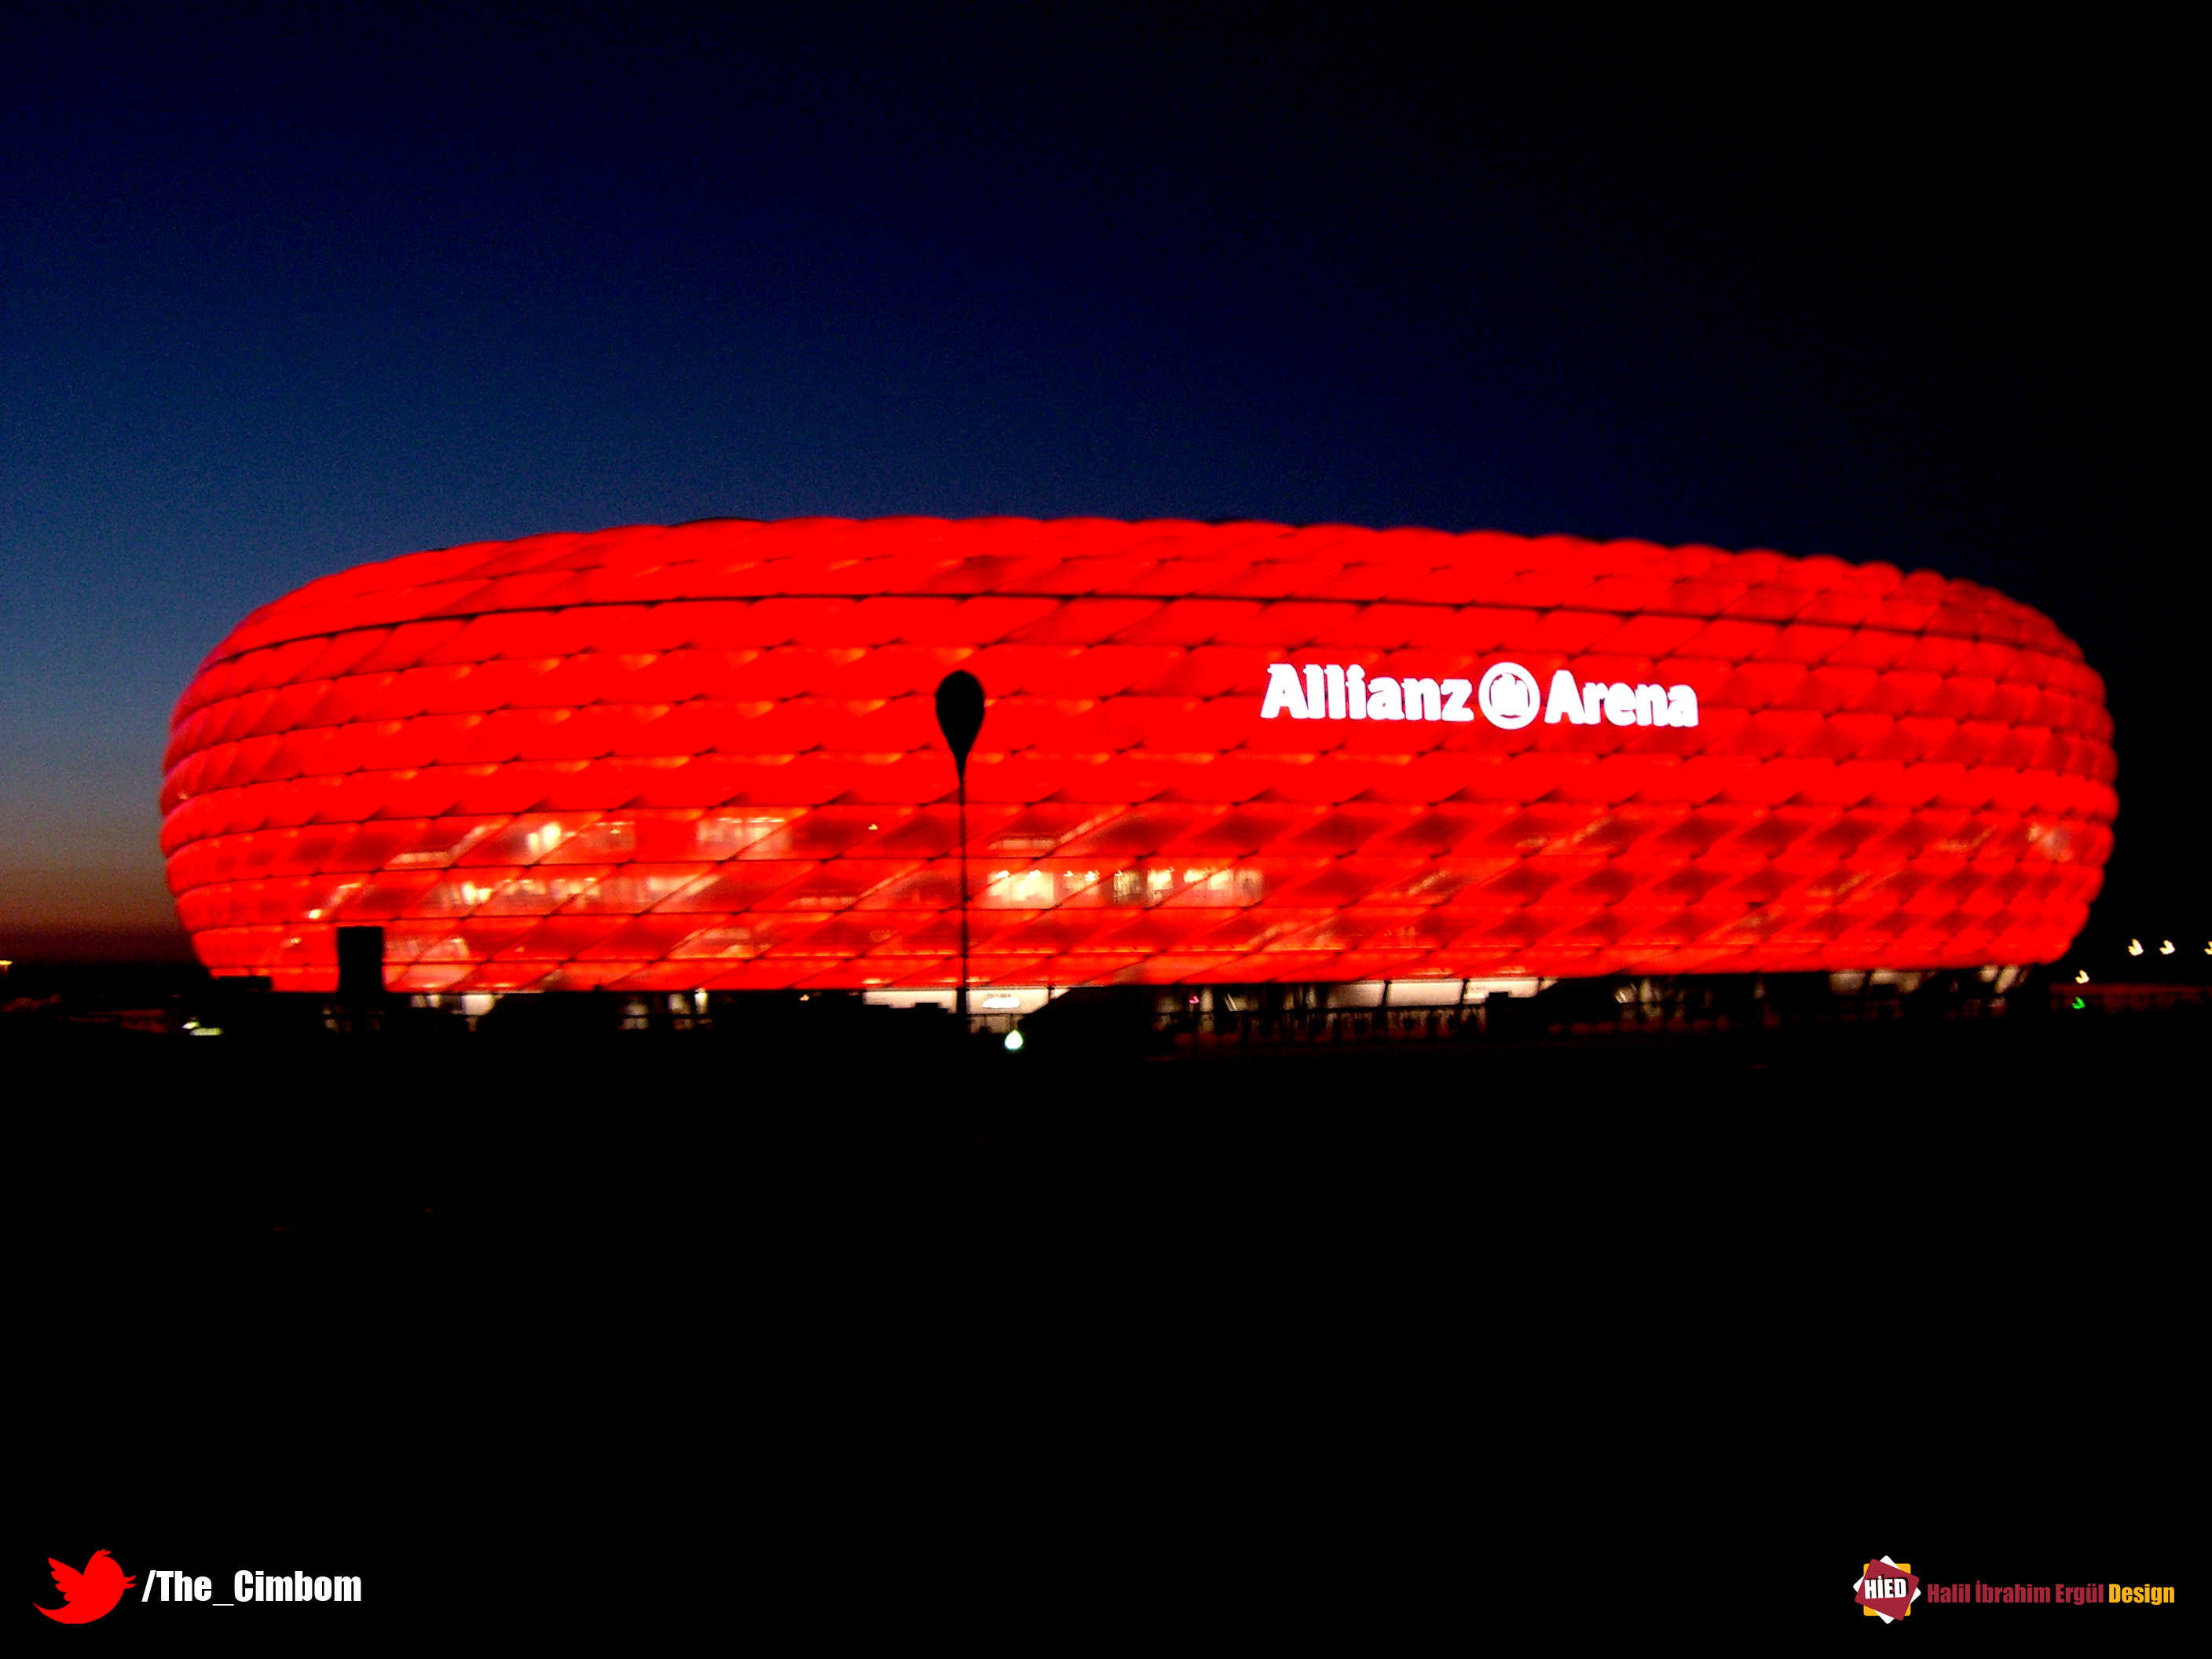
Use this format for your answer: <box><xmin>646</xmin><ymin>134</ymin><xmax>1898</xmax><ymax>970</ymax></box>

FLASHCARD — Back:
<box><xmin>1004</xmin><ymin>1028</ymin><xmax>1024</xmax><ymax>1052</ymax></box>
<box><xmin>2071</xmin><ymin>997</ymin><xmax>2086</xmax><ymax>1010</ymax></box>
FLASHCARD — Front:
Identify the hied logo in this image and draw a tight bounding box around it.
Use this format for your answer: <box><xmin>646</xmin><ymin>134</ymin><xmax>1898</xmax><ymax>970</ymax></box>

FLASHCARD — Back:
<box><xmin>36</xmin><ymin>1550</ymin><xmax>135</xmax><ymax>1623</ymax></box>
<box><xmin>1855</xmin><ymin>1557</ymin><xmax>1921</xmax><ymax>1623</ymax></box>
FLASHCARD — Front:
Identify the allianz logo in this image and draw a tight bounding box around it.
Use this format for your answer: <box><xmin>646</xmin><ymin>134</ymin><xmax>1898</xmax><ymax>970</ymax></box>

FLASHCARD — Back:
<box><xmin>1261</xmin><ymin>661</ymin><xmax>1700</xmax><ymax>728</ymax></box>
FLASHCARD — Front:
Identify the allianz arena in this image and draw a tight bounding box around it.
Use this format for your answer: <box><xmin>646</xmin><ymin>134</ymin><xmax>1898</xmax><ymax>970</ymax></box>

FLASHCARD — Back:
<box><xmin>160</xmin><ymin>518</ymin><xmax>2115</xmax><ymax>993</ymax></box>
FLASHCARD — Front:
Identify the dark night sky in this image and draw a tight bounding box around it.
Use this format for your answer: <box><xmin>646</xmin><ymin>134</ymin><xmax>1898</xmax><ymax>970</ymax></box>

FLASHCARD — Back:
<box><xmin>2</xmin><ymin>7</ymin><xmax>2198</xmax><ymax>961</ymax></box>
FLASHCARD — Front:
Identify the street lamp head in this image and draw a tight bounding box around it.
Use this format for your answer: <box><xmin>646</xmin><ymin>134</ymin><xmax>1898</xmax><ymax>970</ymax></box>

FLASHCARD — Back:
<box><xmin>935</xmin><ymin>670</ymin><xmax>985</xmax><ymax>779</ymax></box>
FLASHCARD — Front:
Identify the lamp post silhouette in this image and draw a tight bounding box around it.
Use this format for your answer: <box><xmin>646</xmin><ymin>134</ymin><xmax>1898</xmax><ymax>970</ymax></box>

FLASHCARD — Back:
<box><xmin>934</xmin><ymin>670</ymin><xmax>985</xmax><ymax>1026</ymax></box>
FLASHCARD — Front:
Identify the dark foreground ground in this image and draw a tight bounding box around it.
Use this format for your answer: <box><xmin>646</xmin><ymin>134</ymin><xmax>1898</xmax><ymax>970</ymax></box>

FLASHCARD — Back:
<box><xmin>13</xmin><ymin>1005</ymin><xmax>2200</xmax><ymax>1642</ymax></box>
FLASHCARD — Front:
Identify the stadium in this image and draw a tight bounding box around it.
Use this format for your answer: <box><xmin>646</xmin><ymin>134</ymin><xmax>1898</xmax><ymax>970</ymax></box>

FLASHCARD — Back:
<box><xmin>159</xmin><ymin>518</ymin><xmax>2115</xmax><ymax>998</ymax></box>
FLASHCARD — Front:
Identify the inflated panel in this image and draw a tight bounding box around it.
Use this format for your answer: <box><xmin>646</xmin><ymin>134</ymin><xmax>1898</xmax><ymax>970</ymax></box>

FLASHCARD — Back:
<box><xmin>161</xmin><ymin>518</ymin><xmax>2115</xmax><ymax>991</ymax></box>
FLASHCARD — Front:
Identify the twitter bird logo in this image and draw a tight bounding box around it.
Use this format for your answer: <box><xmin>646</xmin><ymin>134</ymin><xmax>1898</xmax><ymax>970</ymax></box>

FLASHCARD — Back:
<box><xmin>37</xmin><ymin>1550</ymin><xmax>137</xmax><ymax>1623</ymax></box>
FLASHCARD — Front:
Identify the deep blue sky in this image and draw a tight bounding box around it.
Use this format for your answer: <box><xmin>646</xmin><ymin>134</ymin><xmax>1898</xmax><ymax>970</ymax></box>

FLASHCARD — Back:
<box><xmin>2</xmin><ymin>8</ymin><xmax>2196</xmax><ymax>958</ymax></box>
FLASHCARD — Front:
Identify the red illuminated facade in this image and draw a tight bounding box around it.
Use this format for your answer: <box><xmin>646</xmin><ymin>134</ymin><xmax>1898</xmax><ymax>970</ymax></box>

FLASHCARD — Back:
<box><xmin>161</xmin><ymin>518</ymin><xmax>2115</xmax><ymax>992</ymax></box>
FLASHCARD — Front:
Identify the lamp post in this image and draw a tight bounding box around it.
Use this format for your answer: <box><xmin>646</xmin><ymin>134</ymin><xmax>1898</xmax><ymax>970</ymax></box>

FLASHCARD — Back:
<box><xmin>934</xmin><ymin>671</ymin><xmax>985</xmax><ymax>1027</ymax></box>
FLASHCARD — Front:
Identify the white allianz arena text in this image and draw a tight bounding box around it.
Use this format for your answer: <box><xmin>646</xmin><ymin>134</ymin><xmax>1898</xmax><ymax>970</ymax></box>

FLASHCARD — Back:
<box><xmin>1261</xmin><ymin>662</ymin><xmax>1699</xmax><ymax>730</ymax></box>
